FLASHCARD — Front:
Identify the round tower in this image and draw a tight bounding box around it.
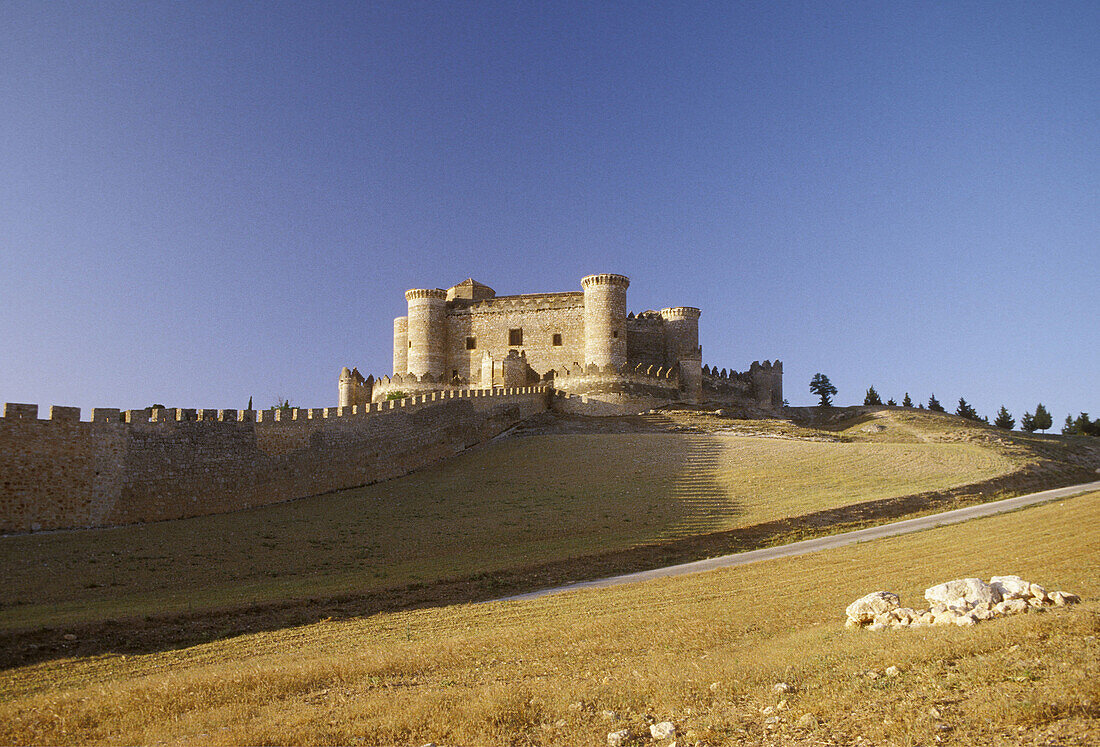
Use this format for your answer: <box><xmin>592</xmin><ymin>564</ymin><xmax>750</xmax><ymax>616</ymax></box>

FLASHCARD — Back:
<box><xmin>404</xmin><ymin>288</ymin><xmax>447</xmax><ymax>378</ymax></box>
<box><xmin>393</xmin><ymin>316</ymin><xmax>408</xmax><ymax>375</ymax></box>
<box><xmin>338</xmin><ymin>367</ymin><xmax>354</xmax><ymax>407</ymax></box>
<box><xmin>661</xmin><ymin>307</ymin><xmax>702</xmax><ymax>403</ymax></box>
<box><xmin>582</xmin><ymin>273</ymin><xmax>630</xmax><ymax>368</ymax></box>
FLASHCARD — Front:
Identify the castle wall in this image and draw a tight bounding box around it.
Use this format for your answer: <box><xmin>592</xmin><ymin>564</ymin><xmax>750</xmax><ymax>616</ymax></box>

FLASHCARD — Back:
<box><xmin>393</xmin><ymin>316</ymin><xmax>408</xmax><ymax>375</ymax></box>
<box><xmin>0</xmin><ymin>389</ymin><xmax>549</xmax><ymax>533</ymax></box>
<box><xmin>444</xmin><ymin>294</ymin><xmax>586</xmax><ymax>383</ymax></box>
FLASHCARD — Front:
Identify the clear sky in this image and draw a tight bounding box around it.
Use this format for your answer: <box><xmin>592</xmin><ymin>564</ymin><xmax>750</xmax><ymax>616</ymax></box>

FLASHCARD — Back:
<box><xmin>1</xmin><ymin>2</ymin><xmax>1096</xmax><ymax>423</ymax></box>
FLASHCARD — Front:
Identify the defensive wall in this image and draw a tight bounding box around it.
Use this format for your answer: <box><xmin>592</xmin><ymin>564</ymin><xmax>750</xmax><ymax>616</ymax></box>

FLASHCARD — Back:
<box><xmin>0</xmin><ymin>387</ymin><xmax>549</xmax><ymax>534</ymax></box>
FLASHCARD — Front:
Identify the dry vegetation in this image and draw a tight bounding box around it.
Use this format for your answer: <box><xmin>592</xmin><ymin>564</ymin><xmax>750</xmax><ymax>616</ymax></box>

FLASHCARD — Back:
<box><xmin>1</xmin><ymin>491</ymin><xmax>1097</xmax><ymax>746</ymax></box>
<box><xmin>0</xmin><ymin>413</ymin><xmax>1023</xmax><ymax>631</ymax></box>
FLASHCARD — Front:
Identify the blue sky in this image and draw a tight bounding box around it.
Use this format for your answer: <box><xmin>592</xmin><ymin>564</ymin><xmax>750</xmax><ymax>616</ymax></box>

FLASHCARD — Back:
<box><xmin>1</xmin><ymin>2</ymin><xmax>1096</xmax><ymax>423</ymax></box>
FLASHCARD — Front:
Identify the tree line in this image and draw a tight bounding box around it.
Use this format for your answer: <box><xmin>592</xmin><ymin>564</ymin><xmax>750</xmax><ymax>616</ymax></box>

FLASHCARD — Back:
<box><xmin>808</xmin><ymin>373</ymin><xmax>1095</xmax><ymax>435</ymax></box>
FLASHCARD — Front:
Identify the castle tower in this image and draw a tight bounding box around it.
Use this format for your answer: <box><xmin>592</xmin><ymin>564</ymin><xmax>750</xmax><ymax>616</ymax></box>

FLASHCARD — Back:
<box><xmin>393</xmin><ymin>316</ymin><xmax>408</xmax><ymax>375</ymax></box>
<box><xmin>581</xmin><ymin>273</ymin><xmax>629</xmax><ymax>368</ymax></box>
<box><xmin>338</xmin><ymin>366</ymin><xmax>354</xmax><ymax>407</ymax></box>
<box><xmin>404</xmin><ymin>288</ymin><xmax>447</xmax><ymax>378</ymax></box>
<box><xmin>661</xmin><ymin>306</ymin><xmax>703</xmax><ymax>403</ymax></box>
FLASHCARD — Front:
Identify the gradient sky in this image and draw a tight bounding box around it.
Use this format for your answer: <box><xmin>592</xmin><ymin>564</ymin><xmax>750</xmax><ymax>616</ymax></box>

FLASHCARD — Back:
<box><xmin>1</xmin><ymin>2</ymin><xmax>1096</xmax><ymax>424</ymax></box>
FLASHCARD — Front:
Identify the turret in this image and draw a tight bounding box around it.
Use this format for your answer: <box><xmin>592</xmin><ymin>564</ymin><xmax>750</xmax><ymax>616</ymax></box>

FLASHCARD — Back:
<box><xmin>393</xmin><ymin>316</ymin><xmax>408</xmax><ymax>375</ymax></box>
<box><xmin>405</xmin><ymin>288</ymin><xmax>447</xmax><ymax>378</ymax></box>
<box><xmin>581</xmin><ymin>273</ymin><xmax>629</xmax><ymax>368</ymax></box>
<box><xmin>338</xmin><ymin>366</ymin><xmax>354</xmax><ymax>407</ymax></box>
<box><xmin>661</xmin><ymin>307</ymin><xmax>702</xmax><ymax>403</ymax></box>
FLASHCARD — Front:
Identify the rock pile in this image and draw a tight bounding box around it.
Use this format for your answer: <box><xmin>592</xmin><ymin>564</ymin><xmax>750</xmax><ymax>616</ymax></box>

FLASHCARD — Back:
<box><xmin>846</xmin><ymin>576</ymin><xmax>1080</xmax><ymax>631</ymax></box>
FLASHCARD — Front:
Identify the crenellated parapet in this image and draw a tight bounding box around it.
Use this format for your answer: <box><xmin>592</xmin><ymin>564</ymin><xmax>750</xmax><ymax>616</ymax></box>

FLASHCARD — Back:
<box><xmin>702</xmin><ymin>359</ymin><xmax>784</xmax><ymax>408</ymax></box>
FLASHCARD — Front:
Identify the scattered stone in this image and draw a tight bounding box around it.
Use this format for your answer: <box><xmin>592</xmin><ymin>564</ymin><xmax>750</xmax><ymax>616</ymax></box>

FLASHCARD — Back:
<box><xmin>846</xmin><ymin>591</ymin><xmax>901</xmax><ymax>624</ymax></box>
<box><xmin>929</xmin><ymin>707</ymin><xmax>942</xmax><ymax>720</ymax></box>
<box><xmin>708</xmin><ymin>681</ymin><xmax>721</xmax><ymax>692</ymax></box>
<box><xmin>1029</xmin><ymin>584</ymin><xmax>1049</xmax><ymax>603</ymax></box>
<box><xmin>761</xmin><ymin>706</ymin><xmax>775</xmax><ymax>716</ymax></box>
<box><xmin>650</xmin><ymin>722</ymin><xmax>677</xmax><ymax>741</ymax></box>
<box><xmin>885</xmin><ymin>665</ymin><xmax>900</xmax><ymax>677</ymax></box>
<box><xmin>62</xmin><ymin>633</ymin><xmax>77</xmax><ymax>641</ymax></box>
<box><xmin>764</xmin><ymin>716</ymin><xmax>780</xmax><ymax>726</ymax></box>
<box><xmin>773</xmin><ymin>681</ymin><xmax>794</xmax><ymax>695</ymax></box>
<box><xmin>797</xmin><ymin>713</ymin><xmax>818</xmax><ymax>729</ymax></box>
<box><xmin>925</xmin><ymin>578</ymin><xmax>1000</xmax><ymax>608</ymax></box>
<box><xmin>1051</xmin><ymin>591</ymin><xmax>1080</xmax><ymax>606</ymax></box>
<box><xmin>867</xmin><ymin>621</ymin><xmax>886</xmax><ymax>631</ymax></box>
<box><xmin>607</xmin><ymin>729</ymin><xmax>631</xmax><ymax>747</ymax></box>
<box><xmin>990</xmin><ymin>575</ymin><xmax>1031</xmax><ymax>599</ymax></box>
<box><xmin>776</xmin><ymin>699</ymin><xmax>788</xmax><ymax>711</ymax></box>
<box><xmin>602</xmin><ymin>710</ymin><xmax>620</xmax><ymax>721</ymax></box>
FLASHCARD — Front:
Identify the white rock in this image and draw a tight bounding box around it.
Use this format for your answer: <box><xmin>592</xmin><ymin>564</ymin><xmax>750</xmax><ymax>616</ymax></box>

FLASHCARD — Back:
<box><xmin>607</xmin><ymin>729</ymin><xmax>631</xmax><ymax>747</ymax></box>
<box><xmin>1029</xmin><ymin>584</ymin><xmax>1049</xmax><ymax>603</ymax></box>
<box><xmin>797</xmin><ymin>713</ymin><xmax>818</xmax><ymax>729</ymax></box>
<box><xmin>990</xmin><ymin>575</ymin><xmax>1031</xmax><ymax>599</ymax></box>
<box><xmin>932</xmin><ymin>610</ymin><xmax>958</xmax><ymax>626</ymax></box>
<box><xmin>764</xmin><ymin>715</ymin><xmax>780</xmax><ymax>725</ymax></box>
<box><xmin>761</xmin><ymin>706</ymin><xmax>775</xmax><ymax>716</ymax></box>
<box><xmin>1028</xmin><ymin>597</ymin><xmax>1045</xmax><ymax>608</ymax></box>
<box><xmin>846</xmin><ymin>591</ymin><xmax>901</xmax><ymax>624</ymax></box>
<box><xmin>1051</xmin><ymin>591</ymin><xmax>1081</xmax><ymax>606</ymax></box>
<box><xmin>867</xmin><ymin>621</ymin><xmax>887</xmax><ymax>631</ymax></box>
<box><xmin>925</xmin><ymin>578</ymin><xmax>1000</xmax><ymax>607</ymax></box>
<box><xmin>885</xmin><ymin>665</ymin><xmax>900</xmax><ymax>677</ymax></box>
<box><xmin>773</xmin><ymin>681</ymin><xmax>794</xmax><ymax>694</ymax></box>
<box><xmin>650</xmin><ymin>722</ymin><xmax>676</xmax><ymax>741</ymax></box>
<box><xmin>954</xmin><ymin>612</ymin><xmax>977</xmax><ymax>627</ymax></box>
<box><xmin>1004</xmin><ymin>598</ymin><xmax>1030</xmax><ymax>614</ymax></box>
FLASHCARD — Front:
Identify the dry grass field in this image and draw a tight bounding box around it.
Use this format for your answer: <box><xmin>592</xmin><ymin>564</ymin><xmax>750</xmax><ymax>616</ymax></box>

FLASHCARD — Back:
<box><xmin>0</xmin><ymin>420</ymin><xmax>1020</xmax><ymax>631</ymax></box>
<box><xmin>1</xmin><ymin>491</ymin><xmax>1096</xmax><ymax>746</ymax></box>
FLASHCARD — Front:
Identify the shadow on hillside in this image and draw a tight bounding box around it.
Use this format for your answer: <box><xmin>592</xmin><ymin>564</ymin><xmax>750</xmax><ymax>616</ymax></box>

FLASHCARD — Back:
<box><xmin>2</xmin><ymin>456</ymin><xmax>1096</xmax><ymax>672</ymax></box>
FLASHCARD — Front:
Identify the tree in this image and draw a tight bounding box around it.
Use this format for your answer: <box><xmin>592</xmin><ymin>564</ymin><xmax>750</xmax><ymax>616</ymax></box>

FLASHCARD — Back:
<box><xmin>864</xmin><ymin>386</ymin><xmax>882</xmax><ymax>406</ymax></box>
<box><xmin>810</xmin><ymin>373</ymin><xmax>837</xmax><ymax>408</ymax></box>
<box><xmin>928</xmin><ymin>394</ymin><xmax>945</xmax><ymax>412</ymax></box>
<box><xmin>886</xmin><ymin>398</ymin><xmax>897</xmax><ymax>406</ymax></box>
<box><xmin>248</xmin><ymin>396</ymin><xmax>253</xmax><ymax>410</ymax></box>
<box><xmin>1032</xmin><ymin>403</ymin><xmax>1053</xmax><ymax>433</ymax></box>
<box><xmin>993</xmin><ymin>405</ymin><xmax>1015</xmax><ymax>430</ymax></box>
<box><xmin>902</xmin><ymin>393</ymin><xmax>913</xmax><ymax>408</ymax></box>
<box><xmin>1021</xmin><ymin>410</ymin><xmax>1036</xmax><ymax>433</ymax></box>
<box><xmin>955</xmin><ymin>397</ymin><xmax>979</xmax><ymax>420</ymax></box>
<box><xmin>1062</xmin><ymin>414</ymin><xmax>1076</xmax><ymax>435</ymax></box>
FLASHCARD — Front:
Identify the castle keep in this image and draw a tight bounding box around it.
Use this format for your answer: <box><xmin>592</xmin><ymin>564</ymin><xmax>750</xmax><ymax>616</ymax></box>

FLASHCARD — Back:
<box><xmin>340</xmin><ymin>273</ymin><xmax>782</xmax><ymax>412</ymax></box>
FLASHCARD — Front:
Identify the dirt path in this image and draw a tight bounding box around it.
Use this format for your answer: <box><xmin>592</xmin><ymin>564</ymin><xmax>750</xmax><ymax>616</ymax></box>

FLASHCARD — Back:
<box><xmin>495</xmin><ymin>480</ymin><xmax>1100</xmax><ymax>602</ymax></box>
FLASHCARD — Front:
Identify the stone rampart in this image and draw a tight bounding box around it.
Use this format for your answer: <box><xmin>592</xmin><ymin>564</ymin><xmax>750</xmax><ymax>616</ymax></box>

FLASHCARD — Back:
<box><xmin>0</xmin><ymin>387</ymin><xmax>549</xmax><ymax>533</ymax></box>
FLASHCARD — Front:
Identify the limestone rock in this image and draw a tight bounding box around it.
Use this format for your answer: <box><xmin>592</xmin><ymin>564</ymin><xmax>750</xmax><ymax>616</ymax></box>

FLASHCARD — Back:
<box><xmin>867</xmin><ymin>621</ymin><xmax>887</xmax><ymax>631</ymax></box>
<box><xmin>607</xmin><ymin>729</ymin><xmax>631</xmax><ymax>747</ymax></box>
<box><xmin>990</xmin><ymin>575</ymin><xmax>1031</xmax><ymax>599</ymax></box>
<box><xmin>1003</xmin><ymin>598</ymin><xmax>1030</xmax><ymax>614</ymax></box>
<box><xmin>650</xmin><ymin>722</ymin><xmax>676</xmax><ymax>741</ymax></box>
<box><xmin>954</xmin><ymin>613</ymin><xmax>977</xmax><ymax>627</ymax></box>
<box><xmin>1051</xmin><ymin>591</ymin><xmax>1081</xmax><ymax>606</ymax></box>
<box><xmin>885</xmin><ymin>665</ymin><xmax>900</xmax><ymax>677</ymax></box>
<box><xmin>797</xmin><ymin>713</ymin><xmax>818</xmax><ymax>729</ymax></box>
<box><xmin>773</xmin><ymin>681</ymin><xmax>794</xmax><ymax>695</ymax></box>
<box><xmin>925</xmin><ymin>578</ymin><xmax>1000</xmax><ymax>608</ymax></box>
<box><xmin>1029</xmin><ymin>583</ymin><xmax>1049</xmax><ymax>603</ymax></box>
<box><xmin>846</xmin><ymin>591</ymin><xmax>901</xmax><ymax>624</ymax></box>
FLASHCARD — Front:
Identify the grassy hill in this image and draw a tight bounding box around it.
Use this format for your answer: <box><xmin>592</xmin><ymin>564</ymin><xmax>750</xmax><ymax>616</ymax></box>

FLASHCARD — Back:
<box><xmin>2</xmin><ymin>488</ymin><xmax>1096</xmax><ymax>746</ymax></box>
<box><xmin>0</xmin><ymin>409</ymin><xmax>1041</xmax><ymax>634</ymax></box>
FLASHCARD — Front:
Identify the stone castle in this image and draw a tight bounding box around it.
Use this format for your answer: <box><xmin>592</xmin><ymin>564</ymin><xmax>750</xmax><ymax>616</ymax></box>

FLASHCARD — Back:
<box><xmin>339</xmin><ymin>273</ymin><xmax>782</xmax><ymax>412</ymax></box>
<box><xmin>0</xmin><ymin>272</ymin><xmax>782</xmax><ymax>534</ymax></box>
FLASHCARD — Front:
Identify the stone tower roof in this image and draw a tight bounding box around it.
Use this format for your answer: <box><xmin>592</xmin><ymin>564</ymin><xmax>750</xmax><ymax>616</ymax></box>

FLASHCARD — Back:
<box><xmin>446</xmin><ymin>278</ymin><xmax>496</xmax><ymax>301</ymax></box>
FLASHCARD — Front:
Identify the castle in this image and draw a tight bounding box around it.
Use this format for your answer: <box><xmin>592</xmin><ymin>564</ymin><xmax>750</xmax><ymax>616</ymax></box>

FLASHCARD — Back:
<box><xmin>339</xmin><ymin>273</ymin><xmax>782</xmax><ymax>412</ymax></box>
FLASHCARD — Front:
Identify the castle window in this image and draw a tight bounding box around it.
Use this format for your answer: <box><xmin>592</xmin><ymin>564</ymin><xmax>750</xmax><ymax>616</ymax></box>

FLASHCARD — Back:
<box><xmin>612</xmin><ymin>330</ymin><xmax>618</xmax><ymax>338</ymax></box>
<box><xmin>408</xmin><ymin>341</ymin><xmax>412</xmax><ymax>348</ymax></box>
<box><xmin>509</xmin><ymin>328</ymin><xmax>523</xmax><ymax>346</ymax></box>
<box><xmin>552</xmin><ymin>333</ymin><xmax>562</xmax><ymax>346</ymax></box>
<box><xmin>466</xmin><ymin>336</ymin><xmax>476</xmax><ymax>350</ymax></box>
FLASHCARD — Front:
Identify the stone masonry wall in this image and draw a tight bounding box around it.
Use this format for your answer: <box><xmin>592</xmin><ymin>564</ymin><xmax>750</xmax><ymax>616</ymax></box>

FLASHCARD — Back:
<box><xmin>0</xmin><ymin>388</ymin><xmax>549</xmax><ymax>533</ymax></box>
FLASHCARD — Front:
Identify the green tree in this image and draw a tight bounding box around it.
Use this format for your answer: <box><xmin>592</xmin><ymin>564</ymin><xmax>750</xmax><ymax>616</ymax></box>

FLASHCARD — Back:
<box><xmin>955</xmin><ymin>397</ymin><xmax>979</xmax><ymax>420</ymax></box>
<box><xmin>864</xmin><ymin>386</ymin><xmax>882</xmax><ymax>406</ymax></box>
<box><xmin>1032</xmin><ymin>403</ymin><xmax>1053</xmax><ymax>433</ymax></box>
<box><xmin>902</xmin><ymin>392</ymin><xmax>913</xmax><ymax>408</ymax></box>
<box><xmin>928</xmin><ymin>394</ymin><xmax>945</xmax><ymax>412</ymax></box>
<box><xmin>810</xmin><ymin>373</ymin><xmax>837</xmax><ymax>408</ymax></box>
<box><xmin>886</xmin><ymin>398</ymin><xmax>897</xmax><ymax>406</ymax></box>
<box><xmin>1021</xmin><ymin>410</ymin><xmax>1036</xmax><ymax>433</ymax></box>
<box><xmin>1062</xmin><ymin>414</ymin><xmax>1076</xmax><ymax>434</ymax></box>
<box><xmin>993</xmin><ymin>405</ymin><xmax>1015</xmax><ymax>430</ymax></box>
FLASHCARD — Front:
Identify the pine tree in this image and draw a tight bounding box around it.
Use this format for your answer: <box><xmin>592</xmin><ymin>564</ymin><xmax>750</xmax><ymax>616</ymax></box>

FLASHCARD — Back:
<box><xmin>886</xmin><ymin>398</ymin><xmax>897</xmax><ymax>406</ymax></box>
<box><xmin>902</xmin><ymin>393</ymin><xmax>913</xmax><ymax>408</ymax></box>
<box><xmin>928</xmin><ymin>394</ymin><xmax>945</xmax><ymax>412</ymax></box>
<box><xmin>1021</xmin><ymin>411</ymin><xmax>1036</xmax><ymax>433</ymax></box>
<box><xmin>955</xmin><ymin>397</ymin><xmax>978</xmax><ymax>420</ymax></box>
<box><xmin>1062</xmin><ymin>414</ymin><xmax>1076</xmax><ymax>435</ymax></box>
<box><xmin>864</xmin><ymin>386</ymin><xmax>882</xmax><ymax>406</ymax></box>
<box><xmin>993</xmin><ymin>406</ymin><xmax>1015</xmax><ymax>430</ymax></box>
<box><xmin>810</xmin><ymin>373</ymin><xmax>838</xmax><ymax>407</ymax></box>
<box><xmin>1033</xmin><ymin>403</ymin><xmax>1052</xmax><ymax>433</ymax></box>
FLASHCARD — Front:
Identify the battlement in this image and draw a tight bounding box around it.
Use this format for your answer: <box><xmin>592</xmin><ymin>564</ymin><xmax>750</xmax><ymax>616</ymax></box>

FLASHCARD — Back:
<box><xmin>660</xmin><ymin>306</ymin><xmax>701</xmax><ymax>319</ymax></box>
<box><xmin>405</xmin><ymin>288</ymin><xmax>448</xmax><ymax>301</ymax></box>
<box><xmin>581</xmin><ymin>273</ymin><xmax>630</xmax><ymax>289</ymax></box>
<box><xmin>447</xmin><ymin>291</ymin><xmax>584</xmax><ymax>314</ymax></box>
